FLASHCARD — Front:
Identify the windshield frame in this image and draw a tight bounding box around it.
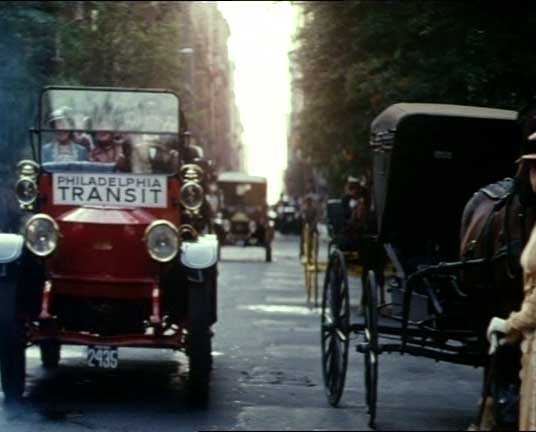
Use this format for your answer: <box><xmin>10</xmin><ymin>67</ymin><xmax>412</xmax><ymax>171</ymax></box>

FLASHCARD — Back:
<box><xmin>36</xmin><ymin>86</ymin><xmax>181</xmax><ymax>176</ymax></box>
<box><xmin>218</xmin><ymin>180</ymin><xmax>267</xmax><ymax>208</ymax></box>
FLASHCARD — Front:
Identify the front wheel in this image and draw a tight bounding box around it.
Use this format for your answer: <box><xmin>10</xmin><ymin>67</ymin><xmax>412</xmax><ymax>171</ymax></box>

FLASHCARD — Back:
<box><xmin>40</xmin><ymin>340</ymin><xmax>61</xmax><ymax>369</ymax></box>
<box><xmin>0</xmin><ymin>273</ymin><xmax>26</xmax><ymax>403</ymax></box>
<box><xmin>265</xmin><ymin>244</ymin><xmax>272</xmax><ymax>262</ymax></box>
<box><xmin>187</xmin><ymin>270</ymin><xmax>214</xmax><ymax>406</ymax></box>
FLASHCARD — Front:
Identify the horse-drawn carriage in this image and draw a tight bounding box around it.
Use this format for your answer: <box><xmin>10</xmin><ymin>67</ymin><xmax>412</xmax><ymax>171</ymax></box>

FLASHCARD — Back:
<box><xmin>321</xmin><ymin>103</ymin><xmax>522</xmax><ymax>428</ymax></box>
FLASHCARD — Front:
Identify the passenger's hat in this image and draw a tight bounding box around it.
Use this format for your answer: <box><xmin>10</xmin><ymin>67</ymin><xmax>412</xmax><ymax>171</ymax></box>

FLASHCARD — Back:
<box><xmin>347</xmin><ymin>175</ymin><xmax>360</xmax><ymax>184</ymax></box>
<box><xmin>47</xmin><ymin>106</ymin><xmax>75</xmax><ymax>129</ymax></box>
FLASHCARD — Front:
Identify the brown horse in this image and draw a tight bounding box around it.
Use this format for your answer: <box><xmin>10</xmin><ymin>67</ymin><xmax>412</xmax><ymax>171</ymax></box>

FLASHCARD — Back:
<box><xmin>460</xmin><ymin>161</ymin><xmax>536</xmax><ymax>429</ymax></box>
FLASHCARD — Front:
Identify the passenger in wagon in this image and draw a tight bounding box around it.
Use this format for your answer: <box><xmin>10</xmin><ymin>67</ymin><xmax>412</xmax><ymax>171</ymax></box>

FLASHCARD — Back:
<box><xmin>72</xmin><ymin>114</ymin><xmax>94</xmax><ymax>152</ymax></box>
<box><xmin>89</xmin><ymin>119</ymin><xmax>129</xmax><ymax>172</ymax></box>
<box><xmin>339</xmin><ymin>175</ymin><xmax>366</xmax><ymax>251</ymax></box>
<box><xmin>128</xmin><ymin>101</ymin><xmax>180</xmax><ymax>174</ymax></box>
<box><xmin>42</xmin><ymin>107</ymin><xmax>89</xmax><ymax>163</ymax></box>
<box><xmin>128</xmin><ymin>136</ymin><xmax>179</xmax><ymax>174</ymax></box>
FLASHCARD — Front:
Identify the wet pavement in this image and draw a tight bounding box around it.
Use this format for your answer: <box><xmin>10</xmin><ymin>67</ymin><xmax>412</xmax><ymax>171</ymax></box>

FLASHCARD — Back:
<box><xmin>0</xmin><ymin>234</ymin><xmax>482</xmax><ymax>431</ymax></box>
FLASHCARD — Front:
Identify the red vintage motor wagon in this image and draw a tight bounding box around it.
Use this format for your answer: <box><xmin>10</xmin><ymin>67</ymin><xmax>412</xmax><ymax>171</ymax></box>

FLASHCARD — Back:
<box><xmin>0</xmin><ymin>86</ymin><xmax>218</xmax><ymax>404</ymax></box>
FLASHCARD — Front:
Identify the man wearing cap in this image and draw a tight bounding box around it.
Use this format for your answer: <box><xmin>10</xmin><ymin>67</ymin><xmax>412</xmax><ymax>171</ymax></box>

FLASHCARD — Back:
<box><xmin>89</xmin><ymin>119</ymin><xmax>129</xmax><ymax>171</ymax></box>
<box><xmin>42</xmin><ymin>107</ymin><xmax>89</xmax><ymax>163</ymax></box>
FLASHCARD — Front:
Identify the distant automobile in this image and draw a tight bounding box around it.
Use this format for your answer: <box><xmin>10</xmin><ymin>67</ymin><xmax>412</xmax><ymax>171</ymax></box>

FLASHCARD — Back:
<box><xmin>276</xmin><ymin>201</ymin><xmax>301</xmax><ymax>235</ymax></box>
<box><xmin>213</xmin><ymin>172</ymin><xmax>274</xmax><ymax>262</ymax></box>
<box><xmin>0</xmin><ymin>85</ymin><xmax>218</xmax><ymax>405</ymax></box>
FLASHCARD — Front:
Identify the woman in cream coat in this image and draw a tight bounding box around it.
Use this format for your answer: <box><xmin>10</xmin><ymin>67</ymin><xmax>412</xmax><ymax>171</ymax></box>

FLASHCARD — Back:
<box><xmin>487</xmin><ymin>142</ymin><xmax>536</xmax><ymax>430</ymax></box>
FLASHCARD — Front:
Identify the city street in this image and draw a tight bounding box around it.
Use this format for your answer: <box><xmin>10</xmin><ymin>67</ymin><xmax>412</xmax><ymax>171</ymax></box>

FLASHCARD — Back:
<box><xmin>0</xmin><ymin>234</ymin><xmax>482</xmax><ymax>431</ymax></box>
<box><xmin>1</xmin><ymin>2</ymin><xmax>533</xmax><ymax>431</ymax></box>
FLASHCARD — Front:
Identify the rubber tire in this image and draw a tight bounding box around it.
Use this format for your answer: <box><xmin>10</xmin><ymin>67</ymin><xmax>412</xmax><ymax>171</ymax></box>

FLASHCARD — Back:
<box><xmin>40</xmin><ymin>341</ymin><xmax>61</xmax><ymax>369</ymax></box>
<box><xmin>0</xmin><ymin>274</ymin><xmax>26</xmax><ymax>403</ymax></box>
<box><xmin>187</xmin><ymin>272</ymin><xmax>213</xmax><ymax>407</ymax></box>
<box><xmin>265</xmin><ymin>244</ymin><xmax>272</xmax><ymax>262</ymax></box>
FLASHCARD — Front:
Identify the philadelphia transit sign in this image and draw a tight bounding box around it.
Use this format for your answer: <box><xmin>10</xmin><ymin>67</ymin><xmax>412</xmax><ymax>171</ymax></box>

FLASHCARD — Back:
<box><xmin>53</xmin><ymin>173</ymin><xmax>168</xmax><ymax>208</ymax></box>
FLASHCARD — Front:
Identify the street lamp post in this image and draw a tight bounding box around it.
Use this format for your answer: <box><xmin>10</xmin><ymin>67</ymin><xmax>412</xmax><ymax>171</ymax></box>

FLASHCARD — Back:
<box><xmin>178</xmin><ymin>47</ymin><xmax>195</xmax><ymax>113</ymax></box>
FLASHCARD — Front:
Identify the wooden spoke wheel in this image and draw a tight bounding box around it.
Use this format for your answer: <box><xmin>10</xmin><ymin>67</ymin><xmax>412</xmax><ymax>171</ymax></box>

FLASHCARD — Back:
<box><xmin>364</xmin><ymin>270</ymin><xmax>379</xmax><ymax>428</ymax></box>
<box><xmin>321</xmin><ymin>249</ymin><xmax>350</xmax><ymax>406</ymax></box>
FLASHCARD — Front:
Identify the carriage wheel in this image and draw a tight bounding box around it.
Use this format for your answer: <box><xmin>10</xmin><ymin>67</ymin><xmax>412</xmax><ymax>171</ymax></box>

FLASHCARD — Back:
<box><xmin>364</xmin><ymin>270</ymin><xmax>379</xmax><ymax>428</ymax></box>
<box><xmin>321</xmin><ymin>249</ymin><xmax>350</xmax><ymax>406</ymax></box>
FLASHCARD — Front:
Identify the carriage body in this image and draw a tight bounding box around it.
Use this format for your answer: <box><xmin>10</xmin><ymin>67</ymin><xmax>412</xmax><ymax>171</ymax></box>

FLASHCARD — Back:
<box><xmin>371</xmin><ymin>103</ymin><xmax>518</xmax><ymax>254</ymax></box>
<box><xmin>370</xmin><ymin>104</ymin><xmax>519</xmax><ymax>338</ymax></box>
<box><xmin>0</xmin><ymin>86</ymin><xmax>218</xmax><ymax>403</ymax></box>
<box><xmin>321</xmin><ymin>103</ymin><xmax>521</xmax><ymax>425</ymax></box>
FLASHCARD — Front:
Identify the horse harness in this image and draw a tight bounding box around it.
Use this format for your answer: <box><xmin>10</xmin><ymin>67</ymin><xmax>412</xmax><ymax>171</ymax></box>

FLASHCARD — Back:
<box><xmin>475</xmin><ymin>178</ymin><xmax>526</xmax><ymax>280</ymax></box>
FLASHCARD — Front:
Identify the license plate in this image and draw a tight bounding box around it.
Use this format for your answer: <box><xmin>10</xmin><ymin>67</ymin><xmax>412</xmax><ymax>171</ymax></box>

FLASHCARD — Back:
<box><xmin>87</xmin><ymin>345</ymin><xmax>119</xmax><ymax>369</ymax></box>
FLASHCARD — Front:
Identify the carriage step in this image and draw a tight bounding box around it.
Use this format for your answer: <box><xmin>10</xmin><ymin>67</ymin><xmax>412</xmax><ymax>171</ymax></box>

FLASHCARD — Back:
<box><xmin>356</xmin><ymin>343</ymin><xmax>381</xmax><ymax>354</ymax></box>
<box><xmin>356</xmin><ymin>343</ymin><xmax>393</xmax><ymax>355</ymax></box>
<box><xmin>350</xmin><ymin>323</ymin><xmax>365</xmax><ymax>333</ymax></box>
<box><xmin>356</xmin><ymin>343</ymin><xmax>369</xmax><ymax>353</ymax></box>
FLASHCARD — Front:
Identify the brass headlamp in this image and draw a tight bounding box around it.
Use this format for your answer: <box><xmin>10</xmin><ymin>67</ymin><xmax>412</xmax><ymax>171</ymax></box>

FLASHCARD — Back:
<box><xmin>15</xmin><ymin>160</ymin><xmax>40</xmax><ymax>210</ymax></box>
<box><xmin>180</xmin><ymin>164</ymin><xmax>204</xmax><ymax>217</ymax></box>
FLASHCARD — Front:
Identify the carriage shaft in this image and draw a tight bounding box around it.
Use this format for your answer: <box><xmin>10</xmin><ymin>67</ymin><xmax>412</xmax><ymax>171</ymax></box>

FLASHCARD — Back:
<box><xmin>356</xmin><ymin>342</ymin><xmax>484</xmax><ymax>367</ymax></box>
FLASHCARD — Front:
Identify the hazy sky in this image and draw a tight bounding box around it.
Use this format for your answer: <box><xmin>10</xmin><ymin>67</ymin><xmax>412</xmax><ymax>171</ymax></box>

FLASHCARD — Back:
<box><xmin>217</xmin><ymin>1</ymin><xmax>297</xmax><ymax>204</ymax></box>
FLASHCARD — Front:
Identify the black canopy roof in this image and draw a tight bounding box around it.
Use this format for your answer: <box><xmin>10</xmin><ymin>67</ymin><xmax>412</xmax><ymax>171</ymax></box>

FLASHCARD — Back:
<box><xmin>371</xmin><ymin>103</ymin><xmax>516</xmax><ymax>136</ymax></box>
<box><xmin>370</xmin><ymin>103</ymin><xmax>519</xmax><ymax>261</ymax></box>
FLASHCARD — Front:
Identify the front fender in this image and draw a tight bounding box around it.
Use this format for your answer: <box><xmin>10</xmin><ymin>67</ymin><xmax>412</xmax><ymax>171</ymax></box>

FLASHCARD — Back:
<box><xmin>0</xmin><ymin>234</ymin><xmax>44</xmax><ymax>321</ymax></box>
<box><xmin>180</xmin><ymin>234</ymin><xmax>218</xmax><ymax>270</ymax></box>
<box><xmin>0</xmin><ymin>234</ymin><xmax>24</xmax><ymax>265</ymax></box>
<box><xmin>0</xmin><ymin>235</ymin><xmax>23</xmax><ymax>326</ymax></box>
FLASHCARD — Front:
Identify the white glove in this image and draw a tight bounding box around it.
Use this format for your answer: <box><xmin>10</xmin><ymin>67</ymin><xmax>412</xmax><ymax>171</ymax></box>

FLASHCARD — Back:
<box><xmin>486</xmin><ymin>317</ymin><xmax>507</xmax><ymax>355</ymax></box>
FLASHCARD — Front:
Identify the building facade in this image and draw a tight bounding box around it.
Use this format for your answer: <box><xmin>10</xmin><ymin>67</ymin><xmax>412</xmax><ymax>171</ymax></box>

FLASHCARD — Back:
<box><xmin>53</xmin><ymin>1</ymin><xmax>245</xmax><ymax>174</ymax></box>
<box><xmin>184</xmin><ymin>1</ymin><xmax>245</xmax><ymax>174</ymax></box>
